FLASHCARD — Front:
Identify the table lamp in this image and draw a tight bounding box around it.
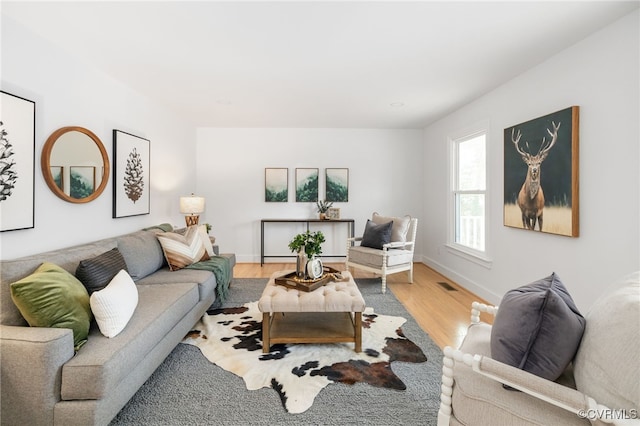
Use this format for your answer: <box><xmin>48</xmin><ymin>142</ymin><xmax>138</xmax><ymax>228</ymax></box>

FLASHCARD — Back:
<box><xmin>179</xmin><ymin>194</ymin><xmax>205</xmax><ymax>226</ymax></box>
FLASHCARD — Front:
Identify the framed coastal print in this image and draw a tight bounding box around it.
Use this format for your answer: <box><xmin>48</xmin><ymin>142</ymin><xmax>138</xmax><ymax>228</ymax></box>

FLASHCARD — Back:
<box><xmin>325</xmin><ymin>168</ymin><xmax>349</xmax><ymax>202</ymax></box>
<box><xmin>113</xmin><ymin>129</ymin><xmax>150</xmax><ymax>218</ymax></box>
<box><xmin>265</xmin><ymin>168</ymin><xmax>288</xmax><ymax>202</ymax></box>
<box><xmin>295</xmin><ymin>168</ymin><xmax>318</xmax><ymax>202</ymax></box>
<box><xmin>504</xmin><ymin>106</ymin><xmax>579</xmax><ymax>237</ymax></box>
<box><xmin>0</xmin><ymin>91</ymin><xmax>35</xmax><ymax>232</ymax></box>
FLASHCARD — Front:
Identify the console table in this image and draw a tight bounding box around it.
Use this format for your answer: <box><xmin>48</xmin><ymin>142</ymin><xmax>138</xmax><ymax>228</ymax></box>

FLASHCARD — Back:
<box><xmin>260</xmin><ymin>218</ymin><xmax>355</xmax><ymax>265</ymax></box>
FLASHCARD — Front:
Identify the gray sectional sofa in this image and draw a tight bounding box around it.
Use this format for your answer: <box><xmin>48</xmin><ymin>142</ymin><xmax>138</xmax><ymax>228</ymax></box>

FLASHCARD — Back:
<box><xmin>0</xmin><ymin>228</ymin><xmax>235</xmax><ymax>426</ymax></box>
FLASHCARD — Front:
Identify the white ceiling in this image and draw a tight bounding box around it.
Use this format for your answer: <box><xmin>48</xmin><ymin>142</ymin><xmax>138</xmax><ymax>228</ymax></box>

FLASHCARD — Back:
<box><xmin>3</xmin><ymin>1</ymin><xmax>638</xmax><ymax>128</ymax></box>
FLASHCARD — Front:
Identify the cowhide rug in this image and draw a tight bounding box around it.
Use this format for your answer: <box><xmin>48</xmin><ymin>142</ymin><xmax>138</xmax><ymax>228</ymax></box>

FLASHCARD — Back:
<box><xmin>182</xmin><ymin>301</ymin><xmax>427</xmax><ymax>414</ymax></box>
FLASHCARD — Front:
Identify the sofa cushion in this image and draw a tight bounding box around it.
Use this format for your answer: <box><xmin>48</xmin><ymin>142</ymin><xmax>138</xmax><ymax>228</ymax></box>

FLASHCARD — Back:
<box><xmin>1</xmin><ymin>239</ymin><xmax>116</xmax><ymax>326</ymax></box>
<box><xmin>490</xmin><ymin>273</ymin><xmax>585</xmax><ymax>381</ymax></box>
<box><xmin>135</xmin><ymin>267</ymin><xmax>217</xmax><ymax>302</ymax></box>
<box><xmin>10</xmin><ymin>262</ymin><xmax>92</xmax><ymax>350</ymax></box>
<box><xmin>75</xmin><ymin>247</ymin><xmax>128</xmax><ymax>294</ymax></box>
<box><xmin>360</xmin><ymin>219</ymin><xmax>393</xmax><ymax>249</ymax></box>
<box><xmin>372</xmin><ymin>212</ymin><xmax>411</xmax><ymax>243</ymax></box>
<box><xmin>573</xmin><ymin>271</ymin><xmax>640</xmax><ymax>412</ymax></box>
<box><xmin>156</xmin><ymin>226</ymin><xmax>210</xmax><ymax>271</ymax></box>
<box><xmin>90</xmin><ymin>270</ymin><xmax>139</xmax><ymax>338</ymax></box>
<box><xmin>348</xmin><ymin>245</ymin><xmax>413</xmax><ymax>268</ymax></box>
<box><xmin>116</xmin><ymin>230</ymin><xmax>166</xmax><ymax>280</ymax></box>
<box><xmin>61</xmin><ymin>282</ymin><xmax>199</xmax><ymax>400</ymax></box>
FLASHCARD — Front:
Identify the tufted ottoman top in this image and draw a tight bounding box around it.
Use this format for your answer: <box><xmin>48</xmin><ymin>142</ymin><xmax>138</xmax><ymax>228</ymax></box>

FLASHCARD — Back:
<box><xmin>258</xmin><ymin>270</ymin><xmax>365</xmax><ymax>313</ymax></box>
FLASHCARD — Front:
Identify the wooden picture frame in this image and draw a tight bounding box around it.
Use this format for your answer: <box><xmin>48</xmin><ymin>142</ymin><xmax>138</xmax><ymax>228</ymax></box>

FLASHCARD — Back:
<box><xmin>0</xmin><ymin>91</ymin><xmax>35</xmax><ymax>232</ymax></box>
<box><xmin>325</xmin><ymin>168</ymin><xmax>349</xmax><ymax>202</ymax></box>
<box><xmin>503</xmin><ymin>106</ymin><xmax>579</xmax><ymax>237</ymax></box>
<box><xmin>113</xmin><ymin>130</ymin><xmax>150</xmax><ymax>218</ymax></box>
<box><xmin>265</xmin><ymin>168</ymin><xmax>288</xmax><ymax>202</ymax></box>
<box><xmin>295</xmin><ymin>168</ymin><xmax>318</xmax><ymax>202</ymax></box>
<box><xmin>327</xmin><ymin>207</ymin><xmax>341</xmax><ymax>220</ymax></box>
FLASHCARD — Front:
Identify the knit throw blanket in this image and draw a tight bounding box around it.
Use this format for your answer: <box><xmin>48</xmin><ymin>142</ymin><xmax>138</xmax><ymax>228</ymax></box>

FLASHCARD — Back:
<box><xmin>186</xmin><ymin>256</ymin><xmax>232</xmax><ymax>304</ymax></box>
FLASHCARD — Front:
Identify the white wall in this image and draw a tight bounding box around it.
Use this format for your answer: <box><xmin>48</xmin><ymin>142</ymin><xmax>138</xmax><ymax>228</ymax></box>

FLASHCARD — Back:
<box><xmin>195</xmin><ymin>128</ymin><xmax>423</xmax><ymax>262</ymax></box>
<box><xmin>0</xmin><ymin>16</ymin><xmax>198</xmax><ymax>259</ymax></box>
<box><xmin>422</xmin><ymin>11</ymin><xmax>640</xmax><ymax>311</ymax></box>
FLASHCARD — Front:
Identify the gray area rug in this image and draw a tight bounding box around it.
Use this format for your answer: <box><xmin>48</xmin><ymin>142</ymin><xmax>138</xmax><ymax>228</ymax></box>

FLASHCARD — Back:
<box><xmin>110</xmin><ymin>278</ymin><xmax>443</xmax><ymax>425</ymax></box>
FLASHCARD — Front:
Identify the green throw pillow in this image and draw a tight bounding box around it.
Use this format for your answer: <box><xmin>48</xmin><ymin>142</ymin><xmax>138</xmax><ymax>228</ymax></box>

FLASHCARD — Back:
<box><xmin>10</xmin><ymin>262</ymin><xmax>92</xmax><ymax>351</ymax></box>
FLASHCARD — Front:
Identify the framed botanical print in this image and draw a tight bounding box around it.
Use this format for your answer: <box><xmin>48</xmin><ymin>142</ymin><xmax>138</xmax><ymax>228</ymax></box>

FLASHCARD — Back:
<box><xmin>295</xmin><ymin>168</ymin><xmax>318</xmax><ymax>202</ymax></box>
<box><xmin>113</xmin><ymin>130</ymin><xmax>150</xmax><ymax>218</ymax></box>
<box><xmin>325</xmin><ymin>168</ymin><xmax>349</xmax><ymax>202</ymax></box>
<box><xmin>265</xmin><ymin>168</ymin><xmax>288</xmax><ymax>202</ymax></box>
<box><xmin>0</xmin><ymin>91</ymin><xmax>35</xmax><ymax>232</ymax></box>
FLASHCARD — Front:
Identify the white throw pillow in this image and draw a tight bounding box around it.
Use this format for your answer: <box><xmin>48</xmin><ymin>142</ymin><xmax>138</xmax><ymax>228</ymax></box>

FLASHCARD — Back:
<box><xmin>198</xmin><ymin>224</ymin><xmax>215</xmax><ymax>256</ymax></box>
<box><xmin>90</xmin><ymin>269</ymin><xmax>139</xmax><ymax>338</ymax></box>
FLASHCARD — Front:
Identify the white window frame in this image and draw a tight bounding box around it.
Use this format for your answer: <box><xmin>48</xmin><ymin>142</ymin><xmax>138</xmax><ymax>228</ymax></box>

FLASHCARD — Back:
<box><xmin>446</xmin><ymin>121</ymin><xmax>492</xmax><ymax>269</ymax></box>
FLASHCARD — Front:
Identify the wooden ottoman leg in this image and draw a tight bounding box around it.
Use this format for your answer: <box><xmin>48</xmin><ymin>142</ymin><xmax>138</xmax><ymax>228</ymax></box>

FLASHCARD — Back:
<box><xmin>262</xmin><ymin>312</ymin><xmax>270</xmax><ymax>353</ymax></box>
<box><xmin>354</xmin><ymin>312</ymin><xmax>362</xmax><ymax>352</ymax></box>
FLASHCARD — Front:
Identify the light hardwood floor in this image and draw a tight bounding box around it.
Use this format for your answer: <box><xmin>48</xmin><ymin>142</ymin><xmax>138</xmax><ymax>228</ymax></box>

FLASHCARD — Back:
<box><xmin>233</xmin><ymin>262</ymin><xmax>494</xmax><ymax>350</ymax></box>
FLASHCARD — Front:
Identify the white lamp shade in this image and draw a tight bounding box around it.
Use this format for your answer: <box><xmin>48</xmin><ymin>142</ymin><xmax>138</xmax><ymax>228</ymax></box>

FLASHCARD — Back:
<box><xmin>179</xmin><ymin>195</ymin><xmax>205</xmax><ymax>214</ymax></box>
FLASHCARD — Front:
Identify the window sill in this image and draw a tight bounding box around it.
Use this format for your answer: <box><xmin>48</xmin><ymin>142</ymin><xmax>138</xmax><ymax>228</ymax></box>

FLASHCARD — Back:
<box><xmin>445</xmin><ymin>243</ymin><xmax>493</xmax><ymax>269</ymax></box>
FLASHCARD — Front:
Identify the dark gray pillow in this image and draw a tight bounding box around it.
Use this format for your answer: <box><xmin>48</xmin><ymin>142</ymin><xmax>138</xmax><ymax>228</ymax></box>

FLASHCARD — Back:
<box><xmin>75</xmin><ymin>248</ymin><xmax>128</xmax><ymax>294</ymax></box>
<box><xmin>360</xmin><ymin>219</ymin><xmax>393</xmax><ymax>250</ymax></box>
<box><xmin>490</xmin><ymin>273</ymin><xmax>585</xmax><ymax>381</ymax></box>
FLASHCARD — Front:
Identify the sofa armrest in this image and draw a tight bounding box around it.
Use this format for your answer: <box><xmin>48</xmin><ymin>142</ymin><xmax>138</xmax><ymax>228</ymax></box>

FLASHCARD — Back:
<box><xmin>439</xmin><ymin>347</ymin><xmax>632</xmax><ymax>426</ymax></box>
<box><xmin>1</xmin><ymin>325</ymin><xmax>75</xmax><ymax>425</ymax></box>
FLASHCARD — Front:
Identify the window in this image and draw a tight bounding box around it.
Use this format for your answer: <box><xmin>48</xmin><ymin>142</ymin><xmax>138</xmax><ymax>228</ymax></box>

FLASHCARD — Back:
<box><xmin>451</xmin><ymin>130</ymin><xmax>486</xmax><ymax>254</ymax></box>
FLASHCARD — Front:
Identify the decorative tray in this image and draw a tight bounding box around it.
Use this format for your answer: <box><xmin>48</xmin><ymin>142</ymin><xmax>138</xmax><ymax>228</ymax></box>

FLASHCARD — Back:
<box><xmin>274</xmin><ymin>266</ymin><xmax>345</xmax><ymax>292</ymax></box>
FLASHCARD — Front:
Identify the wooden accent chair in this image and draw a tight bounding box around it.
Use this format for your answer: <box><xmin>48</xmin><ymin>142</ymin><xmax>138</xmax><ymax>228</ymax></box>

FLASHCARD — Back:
<box><xmin>345</xmin><ymin>213</ymin><xmax>417</xmax><ymax>293</ymax></box>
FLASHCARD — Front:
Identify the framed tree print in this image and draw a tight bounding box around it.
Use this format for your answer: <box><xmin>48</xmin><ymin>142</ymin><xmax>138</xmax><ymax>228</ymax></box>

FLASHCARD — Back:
<box><xmin>265</xmin><ymin>168</ymin><xmax>288</xmax><ymax>202</ymax></box>
<box><xmin>325</xmin><ymin>168</ymin><xmax>349</xmax><ymax>202</ymax></box>
<box><xmin>1</xmin><ymin>91</ymin><xmax>35</xmax><ymax>232</ymax></box>
<box><xmin>295</xmin><ymin>168</ymin><xmax>318</xmax><ymax>202</ymax></box>
<box><xmin>113</xmin><ymin>130</ymin><xmax>150</xmax><ymax>218</ymax></box>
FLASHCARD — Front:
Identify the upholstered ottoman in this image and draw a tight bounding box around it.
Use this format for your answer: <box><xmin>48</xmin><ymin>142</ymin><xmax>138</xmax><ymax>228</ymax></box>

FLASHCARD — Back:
<box><xmin>258</xmin><ymin>270</ymin><xmax>366</xmax><ymax>353</ymax></box>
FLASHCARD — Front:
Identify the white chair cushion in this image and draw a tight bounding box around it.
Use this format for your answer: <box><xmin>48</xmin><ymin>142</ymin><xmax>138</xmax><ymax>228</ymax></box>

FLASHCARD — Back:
<box><xmin>573</xmin><ymin>271</ymin><xmax>640</xmax><ymax>412</ymax></box>
<box><xmin>372</xmin><ymin>212</ymin><xmax>411</xmax><ymax>243</ymax></box>
<box><xmin>452</xmin><ymin>323</ymin><xmax>586</xmax><ymax>426</ymax></box>
<box><xmin>347</xmin><ymin>246</ymin><xmax>413</xmax><ymax>268</ymax></box>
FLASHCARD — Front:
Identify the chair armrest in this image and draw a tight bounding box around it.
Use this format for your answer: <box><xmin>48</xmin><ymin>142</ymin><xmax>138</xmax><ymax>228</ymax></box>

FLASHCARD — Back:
<box><xmin>440</xmin><ymin>347</ymin><xmax>633</xmax><ymax>425</ymax></box>
<box><xmin>470</xmin><ymin>301</ymin><xmax>499</xmax><ymax>323</ymax></box>
<box><xmin>347</xmin><ymin>237</ymin><xmax>363</xmax><ymax>242</ymax></box>
<box><xmin>382</xmin><ymin>241</ymin><xmax>414</xmax><ymax>250</ymax></box>
<box><xmin>0</xmin><ymin>325</ymin><xmax>75</xmax><ymax>424</ymax></box>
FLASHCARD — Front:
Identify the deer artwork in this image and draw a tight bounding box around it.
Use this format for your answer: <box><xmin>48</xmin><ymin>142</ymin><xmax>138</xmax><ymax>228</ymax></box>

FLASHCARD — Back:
<box><xmin>511</xmin><ymin>121</ymin><xmax>561</xmax><ymax>231</ymax></box>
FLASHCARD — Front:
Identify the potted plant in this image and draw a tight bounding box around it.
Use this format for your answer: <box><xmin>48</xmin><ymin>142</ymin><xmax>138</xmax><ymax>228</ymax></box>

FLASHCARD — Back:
<box><xmin>316</xmin><ymin>200</ymin><xmax>334</xmax><ymax>220</ymax></box>
<box><xmin>288</xmin><ymin>230</ymin><xmax>326</xmax><ymax>278</ymax></box>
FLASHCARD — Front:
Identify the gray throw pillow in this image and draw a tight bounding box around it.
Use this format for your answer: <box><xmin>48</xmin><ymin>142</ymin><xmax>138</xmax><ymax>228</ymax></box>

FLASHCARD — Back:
<box><xmin>490</xmin><ymin>273</ymin><xmax>585</xmax><ymax>381</ymax></box>
<box><xmin>360</xmin><ymin>219</ymin><xmax>393</xmax><ymax>250</ymax></box>
<box><xmin>75</xmin><ymin>248</ymin><xmax>128</xmax><ymax>294</ymax></box>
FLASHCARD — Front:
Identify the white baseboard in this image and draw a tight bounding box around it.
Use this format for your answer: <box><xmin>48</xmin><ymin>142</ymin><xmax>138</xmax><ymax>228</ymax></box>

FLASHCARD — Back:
<box><xmin>417</xmin><ymin>256</ymin><xmax>501</xmax><ymax>305</ymax></box>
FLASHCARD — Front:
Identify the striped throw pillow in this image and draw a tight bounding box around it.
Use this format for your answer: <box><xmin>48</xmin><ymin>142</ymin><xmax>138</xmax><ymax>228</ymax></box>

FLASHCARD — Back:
<box><xmin>156</xmin><ymin>226</ymin><xmax>210</xmax><ymax>271</ymax></box>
